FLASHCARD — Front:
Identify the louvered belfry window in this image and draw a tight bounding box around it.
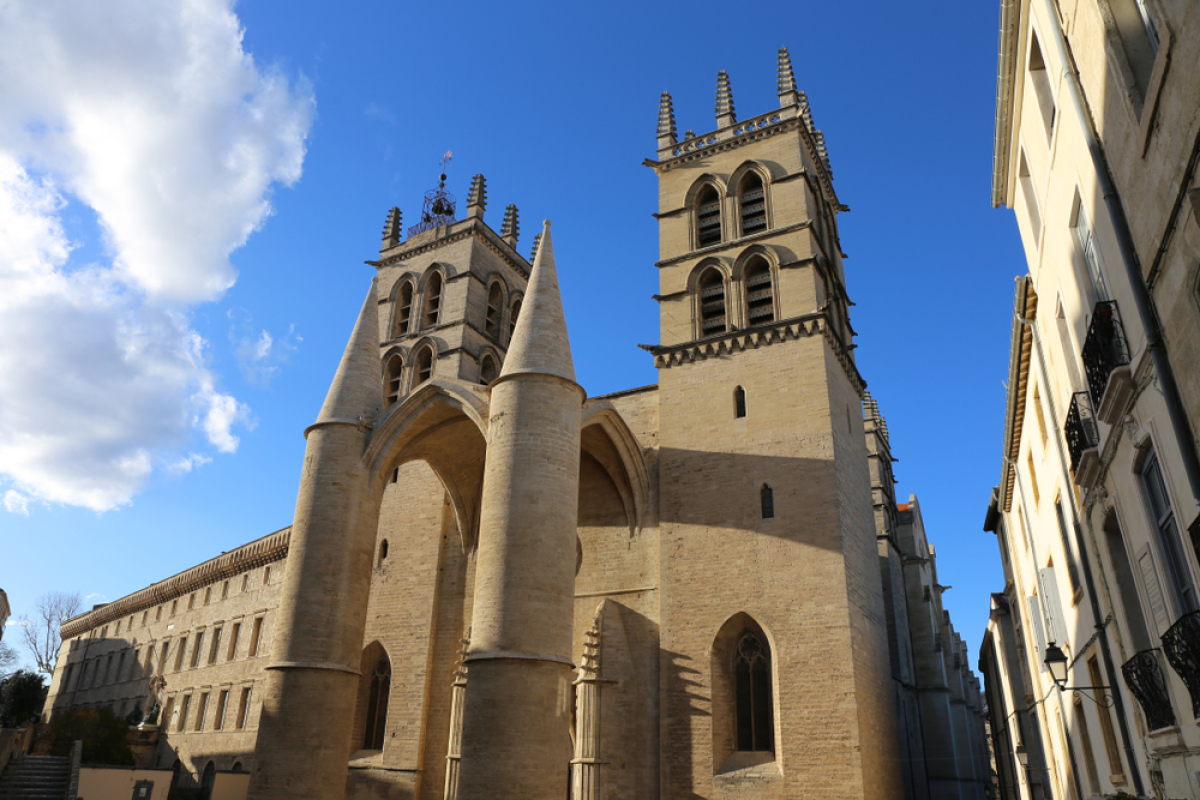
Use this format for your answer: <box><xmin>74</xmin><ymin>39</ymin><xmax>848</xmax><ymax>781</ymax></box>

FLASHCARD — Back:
<box><xmin>734</xmin><ymin>631</ymin><xmax>774</xmax><ymax>752</ymax></box>
<box><xmin>423</xmin><ymin>273</ymin><xmax>443</xmax><ymax>329</ymax></box>
<box><xmin>485</xmin><ymin>283</ymin><xmax>502</xmax><ymax>338</ymax></box>
<box><xmin>696</xmin><ymin>185</ymin><xmax>722</xmax><ymax>247</ymax></box>
<box><xmin>416</xmin><ymin>347</ymin><xmax>434</xmax><ymax>385</ymax></box>
<box><xmin>385</xmin><ymin>355</ymin><xmax>403</xmax><ymax>406</ymax></box>
<box><xmin>396</xmin><ymin>282</ymin><xmax>414</xmax><ymax>336</ymax></box>
<box><xmin>745</xmin><ymin>258</ymin><xmax>775</xmax><ymax>325</ymax></box>
<box><xmin>479</xmin><ymin>354</ymin><xmax>498</xmax><ymax>385</ymax></box>
<box><xmin>699</xmin><ymin>269</ymin><xmax>727</xmax><ymax>336</ymax></box>
<box><xmin>739</xmin><ymin>173</ymin><xmax>767</xmax><ymax>235</ymax></box>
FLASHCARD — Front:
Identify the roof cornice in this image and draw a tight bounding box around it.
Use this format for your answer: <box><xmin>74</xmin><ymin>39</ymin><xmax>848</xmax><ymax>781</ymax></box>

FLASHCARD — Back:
<box><xmin>999</xmin><ymin>277</ymin><xmax>1037</xmax><ymax>512</ymax></box>
<box><xmin>992</xmin><ymin>0</ymin><xmax>1023</xmax><ymax>208</ymax></box>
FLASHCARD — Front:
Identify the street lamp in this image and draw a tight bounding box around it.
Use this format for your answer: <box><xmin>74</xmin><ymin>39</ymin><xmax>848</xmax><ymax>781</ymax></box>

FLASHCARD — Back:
<box><xmin>1044</xmin><ymin>641</ymin><xmax>1069</xmax><ymax>687</ymax></box>
<box><xmin>1043</xmin><ymin>641</ymin><xmax>1113</xmax><ymax>706</ymax></box>
<box><xmin>1015</xmin><ymin>744</ymin><xmax>1028</xmax><ymax>768</ymax></box>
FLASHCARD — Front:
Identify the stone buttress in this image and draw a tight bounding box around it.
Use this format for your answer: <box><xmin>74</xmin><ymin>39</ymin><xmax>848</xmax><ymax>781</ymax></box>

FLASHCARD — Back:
<box><xmin>454</xmin><ymin>222</ymin><xmax>584</xmax><ymax>800</ymax></box>
<box><xmin>248</xmin><ymin>283</ymin><xmax>383</xmax><ymax>800</ymax></box>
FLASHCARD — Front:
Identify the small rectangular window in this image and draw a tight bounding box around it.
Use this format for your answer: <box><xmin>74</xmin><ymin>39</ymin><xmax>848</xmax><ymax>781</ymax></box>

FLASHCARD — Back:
<box><xmin>170</xmin><ymin>600</ymin><xmax>177</xmax><ymax>617</ymax></box>
<box><xmin>264</xmin><ymin>566</ymin><xmax>271</xmax><ymax>585</ymax></box>
<box><xmin>188</xmin><ymin>594</ymin><xmax>195</xmax><ymax>611</ymax></box>
<box><xmin>1072</xmin><ymin>196</ymin><xmax>1109</xmax><ymax>303</ymax></box>
<box><xmin>227</xmin><ymin>623</ymin><xmax>241</xmax><ymax>661</ymax></box>
<box><xmin>760</xmin><ymin>485</ymin><xmax>774</xmax><ymax>519</ymax></box>
<box><xmin>178</xmin><ymin>695</ymin><xmax>191</xmax><ymax>732</ymax></box>
<box><xmin>191</xmin><ymin>632</ymin><xmax>205</xmax><ymax>668</ymax></box>
<box><xmin>158</xmin><ymin>642</ymin><xmax>169</xmax><ymax>674</ymax></box>
<box><xmin>222</xmin><ymin>581</ymin><xmax>229</xmax><ymax>600</ymax></box>
<box><xmin>1054</xmin><ymin>498</ymin><xmax>1082</xmax><ymax>596</ymax></box>
<box><xmin>1027</xmin><ymin>31</ymin><xmax>1056</xmax><ymax>142</ymax></box>
<box><xmin>249</xmin><ymin>617</ymin><xmax>264</xmax><ymax>657</ymax></box>
<box><xmin>1018</xmin><ymin>150</ymin><xmax>1042</xmax><ymax>241</ymax></box>
<box><xmin>175</xmin><ymin>637</ymin><xmax>188</xmax><ymax>672</ymax></box>
<box><xmin>236</xmin><ymin>687</ymin><xmax>252</xmax><ymax>730</ymax></box>
<box><xmin>209</xmin><ymin>627</ymin><xmax>223</xmax><ymax>665</ymax></box>
<box><xmin>195</xmin><ymin>692</ymin><xmax>209</xmax><ymax>731</ymax></box>
<box><xmin>1026</xmin><ymin>450</ymin><xmax>1041</xmax><ymax>508</ymax></box>
<box><xmin>204</xmin><ymin>587</ymin><xmax>211</xmax><ymax>605</ymax></box>
<box><xmin>241</xmin><ymin>574</ymin><xmax>249</xmax><ymax>593</ymax></box>
<box><xmin>215</xmin><ymin>689</ymin><xmax>229</xmax><ymax>730</ymax></box>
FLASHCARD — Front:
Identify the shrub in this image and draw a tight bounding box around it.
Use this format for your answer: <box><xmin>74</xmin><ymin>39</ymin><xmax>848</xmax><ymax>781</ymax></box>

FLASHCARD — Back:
<box><xmin>46</xmin><ymin>707</ymin><xmax>134</xmax><ymax>765</ymax></box>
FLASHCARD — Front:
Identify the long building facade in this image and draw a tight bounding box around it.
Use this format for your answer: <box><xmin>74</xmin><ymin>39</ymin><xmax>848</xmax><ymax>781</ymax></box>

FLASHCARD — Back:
<box><xmin>981</xmin><ymin>0</ymin><xmax>1200</xmax><ymax>798</ymax></box>
<box><xmin>43</xmin><ymin>54</ymin><xmax>987</xmax><ymax>800</ymax></box>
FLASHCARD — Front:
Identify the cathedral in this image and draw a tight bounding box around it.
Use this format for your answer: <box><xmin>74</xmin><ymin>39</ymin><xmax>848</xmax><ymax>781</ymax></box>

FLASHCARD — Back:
<box><xmin>42</xmin><ymin>51</ymin><xmax>989</xmax><ymax>800</ymax></box>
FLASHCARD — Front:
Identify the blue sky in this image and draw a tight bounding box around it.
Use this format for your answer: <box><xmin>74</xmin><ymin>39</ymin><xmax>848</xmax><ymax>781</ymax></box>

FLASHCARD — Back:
<box><xmin>0</xmin><ymin>0</ymin><xmax>1024</xmax><ymax>671</ymax></box>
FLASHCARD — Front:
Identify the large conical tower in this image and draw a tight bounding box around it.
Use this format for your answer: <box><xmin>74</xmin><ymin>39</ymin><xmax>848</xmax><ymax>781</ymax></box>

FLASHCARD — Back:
<box><xmin>645</xmin><ymin>51</ymin><xmax>902</xmax><ymax>799</ymax></box>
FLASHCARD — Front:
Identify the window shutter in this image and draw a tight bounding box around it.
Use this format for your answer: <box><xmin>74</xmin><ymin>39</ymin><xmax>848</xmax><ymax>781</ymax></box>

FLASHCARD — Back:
<box><xmin>1028</xmin><ymin>595</ymin><xmax>1047</xmax><ymax>671</ymax></box>
<box><xmin>1039</xmin><ymin>567</ymin><xmax>1070</xmax><ymax>647</ymax></box>
<box><xmin>1137</xmin><ymin>547</ymin><xmax>1171</xmax><ymax>634</ymax></box>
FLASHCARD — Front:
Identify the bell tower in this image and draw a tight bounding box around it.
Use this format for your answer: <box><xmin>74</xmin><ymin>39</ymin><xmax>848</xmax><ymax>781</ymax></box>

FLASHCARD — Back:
<box><xmin>645</xmin><ymin>49</ymin><xmax>902</xmax><ymax>799</ymax></box>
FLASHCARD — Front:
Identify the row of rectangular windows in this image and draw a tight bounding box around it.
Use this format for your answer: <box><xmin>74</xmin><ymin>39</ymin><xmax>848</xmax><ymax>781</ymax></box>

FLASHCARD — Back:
<box><xmin>164</xmin><ymin>685</ymin><xmax>254</xmax><ymax>733</ymax></box>
<box><xmin>65</xmin><ymin>616</ymin><xmax>266</xmax><ymax>693</ymax></box>
<box><xmin>86</xmin><ymin>566</ymin><xmax>275</xmax><ymax>642</ymax></box>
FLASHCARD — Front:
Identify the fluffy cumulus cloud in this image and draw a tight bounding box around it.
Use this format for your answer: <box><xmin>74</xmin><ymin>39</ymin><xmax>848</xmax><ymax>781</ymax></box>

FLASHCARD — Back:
<box><xmin>0</xmin><ymin>0</ymin><xmax>312</xmax><ymax>512</ymax></box>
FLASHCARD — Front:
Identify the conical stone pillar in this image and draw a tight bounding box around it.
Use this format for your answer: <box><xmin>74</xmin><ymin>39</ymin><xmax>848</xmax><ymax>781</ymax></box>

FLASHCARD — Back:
<box><xmin>248</xmin><ymin>282</ymin><xmax>383</xmax><ymax>800</ymax></box>
<box><xmin>456</xmin><ymin>222</ymin><xmax>583</xmax><ymax>800</ymax></box>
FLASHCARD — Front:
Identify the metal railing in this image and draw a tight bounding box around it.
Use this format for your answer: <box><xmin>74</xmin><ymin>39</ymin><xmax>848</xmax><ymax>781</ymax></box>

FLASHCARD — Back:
<box><xmin>1064</xmin><ymin>391</ymin><xmax>1100</xmax><ymax>472</ymax></box>
<box><xmin>1081</xmin><ymin>300</ymin><xmax>1131</xmax><ymax>409</ymax></box>
<box><xmin>1122</xmin><ymin>649</ymin><xmax>1176</xmax><ymax>731</ymax></box>
<box><xmin>1162</xmin><ymin>610</ymin><xmax>1200</xmax><ymax>718</ymax></box>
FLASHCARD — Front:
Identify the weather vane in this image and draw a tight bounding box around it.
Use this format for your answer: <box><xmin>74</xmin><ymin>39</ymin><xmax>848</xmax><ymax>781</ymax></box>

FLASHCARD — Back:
<box><xmin>409</xmin><ymin>150</ymin><xmax>457</xmax><ymax>237</ymax></box>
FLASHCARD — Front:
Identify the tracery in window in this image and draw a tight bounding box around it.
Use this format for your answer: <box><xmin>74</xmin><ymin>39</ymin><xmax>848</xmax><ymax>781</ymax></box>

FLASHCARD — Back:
<box><xmin>739</xmin><ymin>173</ymin><xmax>767</xmax><ymax>236</ymax></box>
<box><xmin>744</xmin><ymin>257</ymin><xmax>775</xmax><ymax>325</ymax></box>
<box><xmin>423</xmin><ymin>272</ymin><xmax>443</xmax><ymax>329</ymax></box>
<box><xmin>734</xmin><ymin>631</ymin><xmax>774</xmax><ymax>752</ymax></box>
<box><xmin>698</xmin><ymin>268</ymin><xmax>727</xmax><ymax>336</ymax></box>
<box><xmin>485</xmin><ymin>282</ymin><xmax>503</xmax><ymax>339</ymax></box>
<box><xmin>362</xmin><ymin>655</ymin><xmax>392</xmax><ymax>750</ymax></box>
<box><xmin>385</xmin><ymin>355</ymin><xmax>403</xmax><ymax>406</ymax></box>
<box><xmin>696</xmin><ymin>184</ymin><xmax>722</xmax><ymax>248</ymax></box>
<box><xmin>396</xmin><ymin>281</ymin><xmax>415</xmax><ymax>337</ymax></box>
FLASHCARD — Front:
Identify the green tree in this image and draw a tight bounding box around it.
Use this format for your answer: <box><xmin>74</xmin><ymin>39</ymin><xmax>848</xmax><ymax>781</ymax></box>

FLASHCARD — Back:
<box><xmin>46</xmin><ymin>708</ymin><xmax>133</xmax><ymax>765</ymax></box>
<box><xmin>0</xmin><ymin>669</ymin><xmax>46</xmax><ymax>727</ymax></box>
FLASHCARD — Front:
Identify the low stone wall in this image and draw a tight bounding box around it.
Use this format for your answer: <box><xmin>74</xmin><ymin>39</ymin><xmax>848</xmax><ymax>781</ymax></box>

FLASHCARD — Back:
<box><xmin>77</xmin><ymin>765</ymin><xmax>248</xmax><ymax>800</ymax></box>
<box><xmin>0</xmin><ymin>726</ymin><xmax>34</xmax><ymax>776</ymax></box>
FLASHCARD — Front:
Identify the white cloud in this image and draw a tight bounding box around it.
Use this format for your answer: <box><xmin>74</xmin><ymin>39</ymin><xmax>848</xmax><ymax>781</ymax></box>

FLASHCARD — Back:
<box><xmin>0</xmin><ymin>0</ymin><xmax>312</xmax><ymax>512</ymax></box>
<box><xmin>4</xmin><ymin>490</ymin><xmax>29</xmax><ymax>516</ymax></box>
<box><xmin>228</xmin><ymin>309</ymin><xmax>300</xmax><ymax>387</ymax></box>
<box><xmin>167</xmin><ymin>453</ymin><xmax>213</xmax><ymax>476</ymax></box>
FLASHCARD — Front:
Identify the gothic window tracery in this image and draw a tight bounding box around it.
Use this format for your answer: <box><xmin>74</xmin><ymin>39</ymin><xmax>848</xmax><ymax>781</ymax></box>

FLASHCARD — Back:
<box><xmin>734</xmin><ymin>631</ymin><xmax>773</xmax><ymax>752</ymax></box>
<box><xmin>363</xmin><ymin>655</ymin><xmax>391</xmax><ymax>750</ymax></box>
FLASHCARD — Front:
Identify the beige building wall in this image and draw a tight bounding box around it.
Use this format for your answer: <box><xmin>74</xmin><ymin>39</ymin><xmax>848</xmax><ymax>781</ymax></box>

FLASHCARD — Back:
<box><xmin>990</xmin><ymin>0</ymin><xmax>1200</xmax><ymax>796</ymax></box>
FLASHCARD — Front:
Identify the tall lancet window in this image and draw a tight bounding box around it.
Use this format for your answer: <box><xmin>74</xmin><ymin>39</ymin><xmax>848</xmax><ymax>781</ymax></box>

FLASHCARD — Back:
<box><xmin>760</xmin><ymin>485</ymin><xmax>774</xmax><ymax>519</ymax></box>
<box><xmin>739</xmin><ymin>173</ymin><xmax>767</xmax><ymax>236</ymax></box>
<box><xmin>699</xmin><ymin>268</ymin><xmax>727</xmax><ymax>336</ymax></box>
<box><xmin>415</xmin><ymin>346</ymin><xmax>434</xmax><ymax>386</ymax></box>
<box><xmin>423</xmin><ymin>272</ymin><xmax>443</xmax><ymax>329</ymax></box>
<box><xmin>485</xmin><ymin>282</ymin><xmax>503</xmax><ymax>339</ymax></box>
<box><xmin>385</xmin><ymin>355</ymin><xmax>403</xmax><ymax>406</ymax></box>
<box><xmin>396</xmin><ymin>281</ymin><xmax>414</xmax><ymax>336</ymax></box>
<box><xmin>362</xmin><ymin>655</ymin><xmax>391</xmax><ymax>750</ymax></box>
<box><xmin>734</xmin><ymin>631</ymin><xmax>773</xmax><ymax>752</ymax></box>
<box><xmin>744</xmin><ymin>258</ymin><xmax>774</xmax><ymax>325</ymax></box>
<box><xmin>696</xmin><ymin>185</ymin><xmax>722</xmax><ymax>247</ymax></box>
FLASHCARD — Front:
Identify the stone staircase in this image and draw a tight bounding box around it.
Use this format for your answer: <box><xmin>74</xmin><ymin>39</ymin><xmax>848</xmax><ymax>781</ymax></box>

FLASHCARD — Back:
<box><xmin>0</xmin><ymin>754</ymin><xmax>70</xmax><ymax>800</ymax></box>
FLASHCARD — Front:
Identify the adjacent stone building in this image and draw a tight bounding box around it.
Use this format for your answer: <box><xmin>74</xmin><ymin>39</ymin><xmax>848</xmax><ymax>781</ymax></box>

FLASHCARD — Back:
<box><xmin>43</xmin><ymin>54</ymin><xmax>986</xmax><ymax>800</ymax></box>
<box><xmin>983</xmin><ymin>0</ymin><xmax>1200</xmax><ymax>797</ymax></box>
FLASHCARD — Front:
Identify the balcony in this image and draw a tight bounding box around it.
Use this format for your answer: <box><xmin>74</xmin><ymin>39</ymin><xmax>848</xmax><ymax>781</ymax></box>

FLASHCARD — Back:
<box><xmin>1122</xmin><ymin>649</ymin><xmax>1176</xmax><ymax>732</ymax></box>
<box><xmin>1082</xmin><ymin>301</ymin><xmax>1135</xmax><ymax>424</ymax></box>
<box><xmin>1162</xmin><ymin>611</ymin><xmax>1200</xmax><ymax>718</ymax></box>
<box><xmin>1064</xmin><ymin>391</ymin><xmax>1101</xmax><ymax>489</ymax></box>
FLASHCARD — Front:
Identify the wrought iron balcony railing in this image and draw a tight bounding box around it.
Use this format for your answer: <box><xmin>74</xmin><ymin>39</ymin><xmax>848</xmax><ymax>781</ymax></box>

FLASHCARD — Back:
<box><xmin>1064</xmin><ymin>391</ymin><xmax>1099</xmax><ymax>472</ymax></box>
<box><xmin>1122</xmin><ymin>649</ymin><xmax>1176</xmax><ymax>732</ymax></box>
<box><xmin>1082</xmin><ymin>301</ymin><xmax>1131</xmax><ymax>410</ymax></box>
<box><xmin>1162</xmin><ymin>611</ymin><xmax>1200</xmax><ymax>718</ymax></box>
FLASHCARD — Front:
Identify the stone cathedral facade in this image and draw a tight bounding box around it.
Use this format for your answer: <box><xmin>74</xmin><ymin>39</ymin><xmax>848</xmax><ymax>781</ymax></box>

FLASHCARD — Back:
<box><xmin>42</xmin><ymin>52</ymin><xmax>989</xmax><ymax>800</ymax></box>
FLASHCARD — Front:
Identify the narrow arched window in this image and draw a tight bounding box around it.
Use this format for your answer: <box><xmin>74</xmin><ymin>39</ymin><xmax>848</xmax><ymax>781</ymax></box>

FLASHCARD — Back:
<box><xmin>201</xmin><ymin>762</ymin><xmax>216</xmax><ymax>789</ymax></box>
<box><xmin>509</xmin><ymin>297</ymin><xmax>522</xmax><ymax>341</ymax></box>
<box><xmin>734</xmin><ymin>632</ymin><xmax>773</xmax><ymax>752</ymax></box>
<box><xmin>698</xmin><ymin>269</ymin><xmax>727</xmax><ymax>336</ymax></box>
<box><xmin>696</xmin><ymin>185</ymin><xmax>722</xmax><ymax>247</ymax></box>
<box><xmin>745</xmin><ymin>257</ymin><xmax>775</xmax><ymax>325</ymax></box>
<box><xmin>378</xmin><ymin>540</ymin><xmax>389</xmax><ymax>565</ymax></box>
<box><xmin>739</xmin><ymin>173</ymin><xmax>767</xmax><ymax>235</ymax></box>
<box><xmin>384</xmin><ymin>355</ymin><xmax>403</xmax><ymax>406</ymax></box>
<box><xmin>363</xmin><ymin>655</ymin><xmax>391</xmax><ymax>750</ymax></box>
<box><xmin>485</xmin><ymin>282</ymin><xmax>503</xmax><ymax>338</ymax></box>
<box><xmin>423</xmin><ymin>272</ymin><xmax>443</xmax><ymax>329</ymax></box>
<box><xmin>734</xmin><ymin>386</ymin><xmax>746</xmax><ymax>418</ymax></box>
<box><xmin>480</xmin><ymin>354</ymin><xmax>498</xmax><ymax>385</ymax></box>
<box><xmin>396</xmin><ymin>281</ymin><xmax>414</xmax><ymax>337</ymax></box>
<box><xmin>760</xmin><ymin>485</ymin><xmax>774</xmax><ymax>519</ymax></box>
<box><xmin>415</xmin><ymin>346</ymin><xmax>434</xmax><ymax>385</ymax></box>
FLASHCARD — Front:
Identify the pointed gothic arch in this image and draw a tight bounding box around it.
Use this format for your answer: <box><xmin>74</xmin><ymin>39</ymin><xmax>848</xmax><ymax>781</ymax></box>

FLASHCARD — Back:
<box><xmin>484</xmin><ymin>278</ymin><xmax>507</xmax><ymax>340</ymax></box>
<box><xmin>353</xmin><ymin>642</ymin><xmax>393</xmax><ymax>752</ymax></box>
<box><xmin>711</xmin><ymin>613</ymin><xmax>778</xmax><ymax>772</ymax></box>
<box><xmin>390</xmin><ymin>276</ymin><xmax>418</xmax><ymax>338</ymax></box>
<box><xmin>693</xmin><ymin>263</ymin><xmax>730</xmax><ymax>338</ymax></box>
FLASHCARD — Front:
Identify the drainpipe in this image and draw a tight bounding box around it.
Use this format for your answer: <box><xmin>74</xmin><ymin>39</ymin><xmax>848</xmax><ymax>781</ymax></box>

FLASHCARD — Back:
<box><xmin>1016</xmin><ymin>309</ymin><xmax>1146</xmax><ymax>797</ymax></box>
<box><xmin>1040</xmin><ymin>0</ymin><xmax>1200</xmax><ymax>520</ymax></box>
